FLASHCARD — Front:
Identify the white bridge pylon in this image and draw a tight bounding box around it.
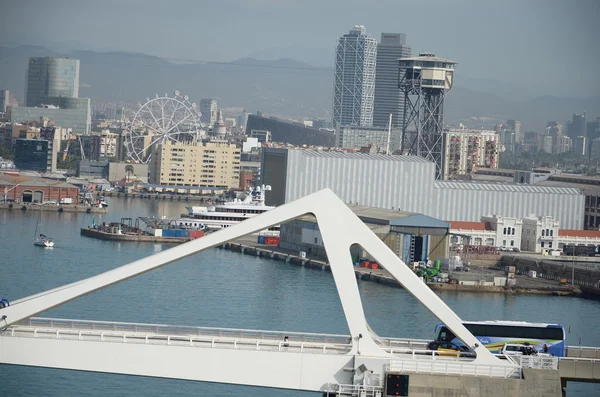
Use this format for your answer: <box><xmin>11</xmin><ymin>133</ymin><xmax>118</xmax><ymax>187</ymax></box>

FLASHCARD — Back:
<box><xmin>1</xmin><ymin>188</ymin><xmax>499</xmax><ymax>365</ymax></box>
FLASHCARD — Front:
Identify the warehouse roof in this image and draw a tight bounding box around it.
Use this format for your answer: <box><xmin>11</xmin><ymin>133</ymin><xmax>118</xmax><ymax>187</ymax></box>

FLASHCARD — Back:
<box><xmin>558</xmin><ymin>229</ymin><xmax>600</xmax><ymax>238</ymax></box>
<box><xmin>0</xmin><ymin>174</ymin><xmax>77</xmax><ymax>189</ymax></box>
<box><xmin>298</xmin><ymin>150</ymin><xmax>433</xmax><ymax>163</ymax></box>
<box><xmin>449</xmin><ymin>221</ymin><xmax>494</xmax><ymax>231</ymax></box>
<box><xmin>434</xmin><ymin>181</ymin><xmax>582</xmax><ymax>195</ymax></box>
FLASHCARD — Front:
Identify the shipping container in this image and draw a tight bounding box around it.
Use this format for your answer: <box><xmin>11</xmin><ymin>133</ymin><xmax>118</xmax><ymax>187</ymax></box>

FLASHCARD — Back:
<box><xmin>190</xmin><ymin>230</ymin><xmax>205</xmax><ymax>239</ymax></box>
<box><xmin>258</xmin><ymin>235</ymin><xmax>265</xmax><ymax>244</ymax></box>
<box><xmin>264</xmin><ymin>236</ymin><xmax>279</xmax><ymax>246</ymax></box>
<box><xmin>161</xmin><ymin>229</ymin><xmax>177</xmax><ymax>238</ymax></box>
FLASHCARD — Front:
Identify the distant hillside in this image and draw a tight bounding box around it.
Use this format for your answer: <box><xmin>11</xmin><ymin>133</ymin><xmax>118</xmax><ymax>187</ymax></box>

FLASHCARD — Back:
<box><xmin>0</xmin><ymin>46</ymin><xmax>597</xmax><ymax>129</ymax></box>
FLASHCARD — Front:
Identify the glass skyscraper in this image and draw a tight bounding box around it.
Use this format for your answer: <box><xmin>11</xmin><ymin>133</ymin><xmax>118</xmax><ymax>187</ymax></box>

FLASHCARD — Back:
<box><xmin>373</xmin><ymin>33</ymin><xmax>411</xmax><ymax>129</ymax></box>
<box><xmin>26</xmin><ymin>57</ymin><xmax>80</xmax><ymax>107</ymax></box>
<box><xmin>332</xmin><ymin>25</ymin><xmax>377</xmax><ymax>127</ymax></box>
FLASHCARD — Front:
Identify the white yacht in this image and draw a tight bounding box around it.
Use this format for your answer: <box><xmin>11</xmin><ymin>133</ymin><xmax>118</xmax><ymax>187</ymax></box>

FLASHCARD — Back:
<box><xmin>182</xmin><ymin>185</ymin><xmax>279</xmax><ymax>233</ymax></box>
<box><xmin>148</xmin><ymin>185</ymin><xmax>279</xmax><ymax>234</ymax></box>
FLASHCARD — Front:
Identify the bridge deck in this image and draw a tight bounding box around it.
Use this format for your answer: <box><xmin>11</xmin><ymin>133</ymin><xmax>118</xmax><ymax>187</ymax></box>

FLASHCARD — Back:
<box><xmin>560</xmin><ymin>346</ymin><xmax>600</xmax><ymax>382</ymax></box>
<box><xmin>1</xmin><ymin>317</ymin><xmax>521</xmax><ymax>378</ymax></box>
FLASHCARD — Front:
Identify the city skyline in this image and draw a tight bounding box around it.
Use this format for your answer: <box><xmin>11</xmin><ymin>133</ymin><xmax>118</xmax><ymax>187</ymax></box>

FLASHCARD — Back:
<box><xmin>1</xmin><ymin>0</ymin><xmax>599</xmax><ymax>99</ymax></box>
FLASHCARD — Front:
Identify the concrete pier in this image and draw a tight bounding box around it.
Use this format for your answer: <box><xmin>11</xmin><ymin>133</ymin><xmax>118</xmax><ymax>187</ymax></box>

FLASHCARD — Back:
<box><xmin>394</xmin><ymin>368</ymin><xmax>562</xmax><ymax>397</ymax></box>
<box><xmin>0</xmin><ymin>202</ymin><xmax>107</xmax><ymax>214</ymax></box>
<box><xmin>220</xmin><ymin>240</ymin><xmax>580</xmax><ymax>296</ymax></box>
<box><xmin>80</xmin><ymin>228</ymin><xmax>187</xmax><ymax>243</ymax></box>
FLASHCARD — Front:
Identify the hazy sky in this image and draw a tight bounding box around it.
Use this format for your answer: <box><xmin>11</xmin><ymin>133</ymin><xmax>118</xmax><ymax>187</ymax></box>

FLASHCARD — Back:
<box><xmin>1</xmin><ymin>0</ymin><xmax>598</xmax><ymax>98</ymax></box>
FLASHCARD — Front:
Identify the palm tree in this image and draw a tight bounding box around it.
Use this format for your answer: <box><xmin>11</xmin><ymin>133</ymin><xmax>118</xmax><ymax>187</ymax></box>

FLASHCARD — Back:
<box><xmin>125</xmin><ymin>164</ymin><xmax>134</xmax><ymax>184</ymax></box>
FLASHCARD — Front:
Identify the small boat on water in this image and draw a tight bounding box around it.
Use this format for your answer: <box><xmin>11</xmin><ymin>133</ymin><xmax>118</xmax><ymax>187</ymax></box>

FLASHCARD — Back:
<box><xmin>34</xmin><ymin>233</ymin><xmax>54</xmax><ymax>247</ymax></box>
<box><xmin>33</xmin><ymin>212</ymin><xmax>54</xmax><ymax>247</ymax></box>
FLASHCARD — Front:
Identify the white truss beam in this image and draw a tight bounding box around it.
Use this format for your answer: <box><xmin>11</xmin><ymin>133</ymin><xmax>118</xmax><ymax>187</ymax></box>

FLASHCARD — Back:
<box><xmin>0</xmin><ymin>189</ymin><xmax>500</xmax><ymax>365</ymax></box>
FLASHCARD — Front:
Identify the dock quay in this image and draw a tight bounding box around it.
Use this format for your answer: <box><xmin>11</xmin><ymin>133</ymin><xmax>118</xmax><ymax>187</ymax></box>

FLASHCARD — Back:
<box><xmin>220</xmin><ymin>239</ymin><xmax>583</xmax><ymax>297</ymax></box>
<box><xmin>0</xmin><ymin>202</ymin><xmax>107</xmax><ymax>214</ymax></box>
<box><xmin>80</xmin><ymin>227</ymin><xmax>189</xmax><ymax>243</ymax></box>
<box><xmin>99</xmin><ymin>191</ymin><xmax>225</xmax><ymax>203</ymax></box>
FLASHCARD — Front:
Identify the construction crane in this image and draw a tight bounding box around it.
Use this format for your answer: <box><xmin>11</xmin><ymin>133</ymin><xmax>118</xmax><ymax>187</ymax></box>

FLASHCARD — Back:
<box><xmin>62</xmin><ymin>136</ymin><xmax>73</xmax><ymax>161</ymax></box>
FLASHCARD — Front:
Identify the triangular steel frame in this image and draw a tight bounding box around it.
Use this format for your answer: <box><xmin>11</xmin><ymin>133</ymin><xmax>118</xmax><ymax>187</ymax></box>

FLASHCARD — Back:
<box><xmin>0</xmin><ymin>189</ymin><xmax>500</xmax><ymax>365</ymax></box>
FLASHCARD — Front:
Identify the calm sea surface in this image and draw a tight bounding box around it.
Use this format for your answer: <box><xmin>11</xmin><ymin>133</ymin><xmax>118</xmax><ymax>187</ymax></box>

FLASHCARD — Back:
<box><xmin>0</xmin><ymin>197</ymin><xmax>598</xmax><ymax>396</ymax></box>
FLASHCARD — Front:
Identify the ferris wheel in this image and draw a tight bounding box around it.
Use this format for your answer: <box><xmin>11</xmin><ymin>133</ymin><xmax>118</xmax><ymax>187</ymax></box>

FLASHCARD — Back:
<box><xmin>123</xmin><ymin>91</ymin><xmax>204</xmax><ymax>163</ymax></box>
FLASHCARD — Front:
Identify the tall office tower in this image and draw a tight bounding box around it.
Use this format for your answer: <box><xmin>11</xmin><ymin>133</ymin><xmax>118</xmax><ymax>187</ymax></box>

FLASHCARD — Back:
<box><xmin>26</xmin><ymin>57</ymin><xmax>80</xmax><ymax>107</ymax></box>
<box><xmin>373</xmin><ymin>33</ymin><xmax>411</xmax><ymax>130</ymax></box>
<box><xmin>568</xmin><ymin>113</ymin><xmax>587</xmax><ymax>140</ymax></box>
<box><xmin>505</xmin><ymin>120</ymin><xmax>521</xmax><ymax>143</ymax></box>
<box><xmin>588</xmin><ymin>118</ymin><xmax>600</xmax><ymax>142</ymax></box>
<box><xmin>200</xmin><ymin>99</ymin><xmax>217</xmax><ymax>127</ymax></box>
<box><xmin>332</xmin><ymin>25</ymin><xmax>377</xmax><ymax>127</ymax></box>
<box><xmin>546</xmin><ymin>121</ymin><xmax>562</xmax><ymax>151</ymax></box>
<box><xmin>0</xmin><ymin>89</ymin><xmax>9</xmax><ymax>114</ymax></box>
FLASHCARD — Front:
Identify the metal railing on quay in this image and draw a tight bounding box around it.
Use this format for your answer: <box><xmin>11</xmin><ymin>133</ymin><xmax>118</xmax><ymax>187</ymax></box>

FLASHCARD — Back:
<box><xmin>4</xmin><ymin>325</ymin><xmax>353</xmax><ymax>355</ymax></box>
<box><xmin>322</xmin><ymin>383</ymin><xmax>383</xmax><ymax>397</ymax></box>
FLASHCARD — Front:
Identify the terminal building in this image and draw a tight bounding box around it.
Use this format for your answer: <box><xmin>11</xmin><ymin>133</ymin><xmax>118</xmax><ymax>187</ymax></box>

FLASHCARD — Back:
<box><xmin>450</xmin><ymin>213</ymin><xmax>600</xmax><ymax>253</ymax></box>
<box><xmin>261</xmin><ymin>148</ymin><xmax>584</xmax><ymax>229</ymax></box>
<box><xmin>245</xmin><ymin>114</ymin><xmax>335</xmax><ymax>147</ymax></box>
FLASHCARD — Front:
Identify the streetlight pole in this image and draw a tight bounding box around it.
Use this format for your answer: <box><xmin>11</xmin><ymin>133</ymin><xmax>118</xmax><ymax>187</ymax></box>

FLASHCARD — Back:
<box><xmin>572</xmin><ymin>250</ymin><xmax>575</xmax><ymax>288</ymax></box>
<box><xmin>4</xmin><ymin>183</ymin><xmax>24</xmax><ymax>203</ymax></box>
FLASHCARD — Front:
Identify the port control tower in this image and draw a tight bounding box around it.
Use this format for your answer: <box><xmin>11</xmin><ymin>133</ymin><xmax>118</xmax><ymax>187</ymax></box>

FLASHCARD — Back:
<box><xmin>398</xmin><ymin>53</ymin><xmax>456</xmax><ymax>179</ymax></box>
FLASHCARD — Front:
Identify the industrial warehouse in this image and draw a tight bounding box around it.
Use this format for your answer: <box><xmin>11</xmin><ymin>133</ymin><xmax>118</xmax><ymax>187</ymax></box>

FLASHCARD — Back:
<box><xmin>261</xmin><ymin>148</ymin><xmax>585</xmax><ymax>229</ymax></box>
<box><xmin>279</xmin><ymin>205</ymin><xmax>450</xmax><ymax>265</ymax></box>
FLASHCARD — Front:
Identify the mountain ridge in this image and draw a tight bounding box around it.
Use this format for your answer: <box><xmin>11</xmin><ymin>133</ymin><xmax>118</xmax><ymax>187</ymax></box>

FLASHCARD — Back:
<box><xmin>0</xmin><ymin>46</ymin><xmax>597</xmax><ymax>131</ymax></box>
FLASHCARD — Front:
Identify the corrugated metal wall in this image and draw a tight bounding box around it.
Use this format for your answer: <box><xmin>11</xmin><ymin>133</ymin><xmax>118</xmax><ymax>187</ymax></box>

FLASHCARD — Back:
<box><xmin>284</xmin><ymin>150</ymin><xmax>436</xmax><ymax>213</ymax></box>
<box><xmin>273</xmin><ymin>149</ymin><xmax>585</xmax><ymax>230</ymax></box>
<box><xmin>431</xmin><ymin>187</ymin><xmax>584</xmax><ymax>230</ymax></box>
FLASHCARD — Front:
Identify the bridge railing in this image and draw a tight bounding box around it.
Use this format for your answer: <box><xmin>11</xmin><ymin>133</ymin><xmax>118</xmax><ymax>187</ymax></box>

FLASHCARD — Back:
<box><xmin>323</xmin><ymin>383</ymin><xmax>383</xmax><ymax>397</ymax></box>
<box><xmin>19</xmin><ymin>317</ymin><xmax>352</xmax><ymax>346</ymax></box>
<box><xmin>387</xmin><ymin>356</ymin><xmax>521</xmax><ymax>379</ymax></box>
<box><xmin>507</xmin><ymin>354</ymin><xmax>558</xmax><ymax>370</ymax></box>
<box><xmin>5</xmin><ymin>323</ymin><xmax>353</xmax><ymax>355</ymax></box>
<box><xmin>566</xmin><ymin>345</ymin><xmax>600</xmax><ymax>359</ymax></box>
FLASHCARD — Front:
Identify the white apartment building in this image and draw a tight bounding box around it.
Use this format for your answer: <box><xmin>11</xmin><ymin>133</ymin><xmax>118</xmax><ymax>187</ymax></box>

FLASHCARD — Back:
<box><xmin>521</xmin><ymin>215</ymin><xmax>560</xmax><ymax>253</ymax></box>
<box><xmin>449</xmin><ymin>215</ymin><xmax>522</xmax><ymax>249</ymax></box>
<box><xmin>149</xmin><ymin>140</ymin><xmax>240</xmax><ymax>188</ymax></box>
<box><xmin>450</xmin><ymin>213</ymin><xmax>600</xmax><ymax>254</ymax></box>
<box><xmin>99</xmin><ymin>130</ymin><xmax>117</xmax><ymax>158</ymax></box>
<box><xmin>443</xmin><ymin>128</ymin><xmax>499</xmax><ymax>179</ymax></box>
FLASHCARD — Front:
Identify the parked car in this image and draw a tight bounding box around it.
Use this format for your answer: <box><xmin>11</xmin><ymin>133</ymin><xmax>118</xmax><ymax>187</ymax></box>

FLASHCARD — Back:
<box><xmin>426</xmin><ymin>341</ymin><xmax>475</xmax><ymax>357</ymax></box>
<box><xmin>512</xmin><ymin>247</ymin><xmax>520</xmax><ymax>252</ymax></box>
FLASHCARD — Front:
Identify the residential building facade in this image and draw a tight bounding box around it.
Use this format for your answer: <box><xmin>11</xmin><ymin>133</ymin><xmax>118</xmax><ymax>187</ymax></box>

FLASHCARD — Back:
<box><xmin>442</xmin><ymin>128</ymin><xmax>498</xmax><ymax>179</ymax></box>
<box><xmin>149</xmin><ymin>140</ymin><xmax>240</xmax><ymax>188</ymax></box>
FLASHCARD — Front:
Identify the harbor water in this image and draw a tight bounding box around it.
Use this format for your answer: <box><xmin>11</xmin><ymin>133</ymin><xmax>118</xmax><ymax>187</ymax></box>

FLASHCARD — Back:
<box><xmin>1</xmin><ymin>198</ymin><xmax>599</xmax><ymax>396</ymax></box>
